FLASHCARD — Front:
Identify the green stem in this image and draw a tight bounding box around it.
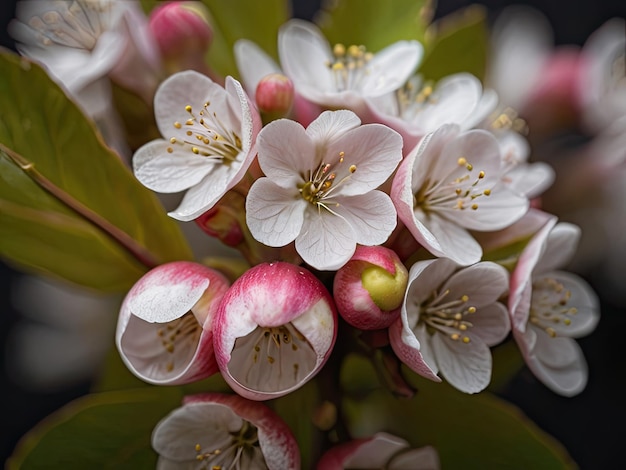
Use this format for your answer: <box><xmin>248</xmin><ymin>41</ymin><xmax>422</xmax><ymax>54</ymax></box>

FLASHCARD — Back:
<box><xmin>0</xmin><ymin>144</ymin><xmax>160</xmax><ymax>270</ymax></box>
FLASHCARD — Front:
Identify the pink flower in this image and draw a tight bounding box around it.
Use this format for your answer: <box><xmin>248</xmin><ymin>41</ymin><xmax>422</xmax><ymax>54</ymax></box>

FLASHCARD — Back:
<box><xmin>152</xmin><ymin>392</ymin><xmax>300</xmax><ymax>469</ymax></box>
<box><xmin>116</xmin><ymin>261</ymin><xmax>229</xmax><ymax>385</ymax></box>
<box><xmin>317</xmin><ymin>432</ymin><xmax>439</xmax><ymax>470</ymax></box>
<box><xmin>213</xmin><ymin>262</ymin><xmax>337</xmax><ymax>400</ymax></box>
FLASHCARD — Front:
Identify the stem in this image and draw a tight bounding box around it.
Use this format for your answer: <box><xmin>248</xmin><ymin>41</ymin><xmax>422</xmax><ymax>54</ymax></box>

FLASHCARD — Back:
<box><xmin>0</xmin><ymin>144</ymin><xmax>160</xmax><ymax>270</ymax></box>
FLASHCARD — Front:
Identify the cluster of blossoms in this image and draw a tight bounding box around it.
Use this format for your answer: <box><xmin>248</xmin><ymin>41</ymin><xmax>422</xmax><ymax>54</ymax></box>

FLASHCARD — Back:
<box><xmin>8</xmin><ymin>0</ymin><xmax>608</xmax><ymax>467</ymax></box>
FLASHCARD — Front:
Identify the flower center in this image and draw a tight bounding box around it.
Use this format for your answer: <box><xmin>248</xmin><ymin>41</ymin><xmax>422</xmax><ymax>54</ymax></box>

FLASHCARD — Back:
<box><xmin>529</xmin><ymin>277</ymin><xmax>578</xmax><ymax>338</ymax></box>
<box><xmin>194</xmin><ymin>421</ymin><xmax>266</xmax><ymax>469</ymax></box>
<box><xmin>326</xmin><ymin>43</ymin><xmax>374</xmax><ymax>92</ymax></box>
<box><xmin>155</xmin><ymin>312</ymin><xmax>201</xmax><ymax>372</ymax></box>
<box><xmin>298</xmin><ymin>151</ymin><xmax>356</xmax><ymax>210</ymax></box>
<box><xmin>489</xmin><ymin>106</ymin><xmax>528</xmax><ymax>134</ymax></box>
<box><xmin>418</xmin><ymin>288</ymin><xmax>477</xmax><ymax>343</ymax></box>
<box><xmin>229</xmin><ymin>322</ymin><xmax>318</xmax><ymax>393</ymax></box>
<box><xmin>27</xmin><ymin>0</ymin><xmax>110</xmax><ymax>50</ymax></box>
<box><xmin>414</xmin><ymin>156</ymin><xmax>491</xmax><ymax>215</ymax></box>
<box><xmin>167</xmin><ymin>103</ymin><xmax>242</xmax><ymax>164</ymax></box>
<box><xmin>395</xmin><ymin>76</ymin><xmax>438</xmax><ymax>121</ymax></box>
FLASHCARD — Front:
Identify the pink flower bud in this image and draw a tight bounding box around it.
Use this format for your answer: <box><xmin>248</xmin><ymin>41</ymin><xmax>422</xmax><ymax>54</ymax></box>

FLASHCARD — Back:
<box><xmin>152</xmin><ymin>392</ymin><xmax>300</xmax><ymax>469</ymax></box>
<box><xmin>316</xmin><ymin>432</ymin><xmax>440</xmax><ymax>470</ymax></box>
<box><xmin>214</xmin><ymin>262</ymin><xmax>338</xmax><ymax>400</ymax></box>
<box><xmin>333</xmin><ymin>246</ymin><xmax>408</xmax><ymax>330</ymax></box>
<box><xmin>255</xmin><ymin>73</ymin><xmax>295</xmax><ymax>115</ymax></box>
<box><xmin>116</xmin><ymin>261</ymin><xmax>229</xmax><ymax>385</ymax></box>
<box><xmin>149</xmin><ymin>1</ymin><xmax>213</xmax><ymax>74</ymax></box>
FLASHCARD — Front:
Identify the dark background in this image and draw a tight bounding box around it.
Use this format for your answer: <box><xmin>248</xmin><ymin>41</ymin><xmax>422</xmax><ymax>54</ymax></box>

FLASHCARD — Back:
<box><xmin>2</xmin><ymin>0</ymin><xmax>626</xmax><ymax>468</ymax></box>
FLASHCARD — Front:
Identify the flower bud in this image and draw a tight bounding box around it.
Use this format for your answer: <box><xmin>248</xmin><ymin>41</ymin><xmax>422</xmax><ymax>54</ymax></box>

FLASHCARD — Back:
<box><xmin>316</xmin><ymin>432</ymin><xmax>440</xmax><ymax>470</ymax></box>
<box><xmin>153</xmin><ymin>393</ymin><xmax>300</xmax><ymax>469</ymax></box>
<box><xmin>255</xmin><ymin>73</ymin><xmax>295</xmax><ymax>116</ymax></box>
<box><xmin>214</xmin><ymin>262</ymin><xmax>338</xmax><ymax>400</ymax></box>
<box><xmin>333</xmin><ymin>246</ymin><xmax>408</xmax><ymax>330</ymax></box>
<box><xmin>116</xmin><ymin>261</ymin><xmax>229</xmax><ymax>385</ymax></box>
<box><xmin>149</xmin><ymin>1</ymin><xmax>213</xmax><ymax>74</ymax></box>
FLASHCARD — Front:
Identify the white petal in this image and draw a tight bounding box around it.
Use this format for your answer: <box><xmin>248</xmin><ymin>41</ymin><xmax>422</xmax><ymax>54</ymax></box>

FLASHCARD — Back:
<box><xmin>390</xmin><ymin>446</ymin><xmax>440</xmax><ymax>470</ymax></box>
<box><xmin>432</xmin><ymin>333</ymin><xmax>492</xmax><ymax>393</ymax></box>
<box><xmin>518</xmin><ymin>327</ymin><xmax>588</xmax><ymax>397</ymax></box>
<box><xmin>246</xmin><ymin>178</ymin><xmax>306</xmax><ymax>247</ymax></box>
<box><xmin>234</xmin><ymin>39</ymin><xmax>281</xmax><ymax>100</ymax></box>
<box><xmin>359</xmin><ymin>40</ymin><xmax>423</xmax><ymax>97</ymax></box>
<box><xmin>535</xmin><ymin>222</ymin><xmax>580</xmax><ymax>273</ymax></box>
<box><xmin>466</xmin><ymin>302</ymin><xmax>511</xmax><ymax>347</ymax></box>
<box><xmin>256</xmin><ymin>118</ymin><xmax>315</xmax><ymax>186</ymax></box>
<box><xmin>333</xmin><ymin>191</ymin><xmax>397</xmax><ymax>246</ymax></box>
<box><xmin>325</xmin><ymin>123</ymin><xmax>402</xmax><ymax>195</ymax></box>
<box><xmin>278</xmin><ymin>19</ymin><xmax>334</xmax><ymax>94</ymax></box>
<box><xmin>133</xmin><ymin>140</ymin><xmax>214</xmax><ymax>193</ymax></box>
<box><xmin>419</xmin><ymin>213</ymin><xmax>483</xmax><ymax>266</ymax></box>
<box><xmin>504</xmin><ymin>162</ymin><xmax>555</xmax><ymax>198</ymax></box>
<box><xmin>456</xmin><ymin>184</ymin><xmax>529</xmax><ymax>231</ymax></box>
<box><xmin>306</xmin><ymin>109</ymin><xmax>362</xmax><ymax>145</ymax></box>
<box><xmin>295</xmin><ymin>209</ymin><xmax>356</xmax><ymax>271</ymax></box>
<box><xmin>389</xmin><ymin>318</ymin><xmax>440</xmax><ymax>382</ymax></box>
<box><xmin>442</xmin><ymin>262</ymin><xmax>509</xmax><ymax>307</ymax></box>
<box><xmin>168</xmin><ymin>166</ymin><xmax>234</xmax><ymax>221</ymax></box>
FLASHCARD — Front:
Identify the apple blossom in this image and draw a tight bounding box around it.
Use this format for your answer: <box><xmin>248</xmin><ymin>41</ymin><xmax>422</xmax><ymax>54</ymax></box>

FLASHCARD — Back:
<box><xmin>213</xmin><ymin>262</ymin><xmax>337</xmax><ymax>400</ymax></box>
<box><xmin>316</xmin><ymin>432</ymin><xmax>439</xmax><ymax>470</ymax></box>
<box><xmin>278</xmin><ymin>19</ymin><xmax>423</xmax><ymax>114</ymax></box>
<box><xmin>391</xmin><ymin>124</ymin><xmax>529</xmax><ymax>266</ymax></box>
<box><xmin>390</xmin><ymin>258</ymin><xmax>510</xmax><ymax>394</ymax></box>
<box><xmin>133</xmin><ymin>70</ymin><xmax>262</xmax><ymax>221</ymax></box>
<box><xmin>255</xmin><ymin>73</ymin><xmax>295</xmax><ymax>116</ymax></box>
<box><xmin>333</xmin><ymin>246</ymin><xmax>408</xmax><ymax>330</ymax></box>
<box><xmin>508</xmin><ymin>213</ymin><xmax>600</xmax><ymax>396</ymax></box>
<box><xmin>116</xmin><ymin>261</ymin><xmax>229</xmax><ymax>385</ymax></box>
<box><xmin>246</xmin><ymin>109</ymin><xmax>402</xmax><ymax>271</ymax></box>
<box><xmin>152</xmin><ymin>393</ymin><xmax>300</xmax><ymax>469</ymax></box>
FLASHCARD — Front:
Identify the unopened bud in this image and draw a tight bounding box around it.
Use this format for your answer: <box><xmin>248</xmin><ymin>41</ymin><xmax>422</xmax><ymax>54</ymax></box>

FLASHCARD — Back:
<box><xmin>255</xmin><ymin>73</ymin><xmax>294</xmax><ymax>116</ymax></box>
<box><xmin>149</xmin><ymin>1</ymin><xmax>213</xmax><ymax>73</ymax></box>
<box><xmin>333</xmin><ymin>246</ymin><xmax>408</xmax><ymax>330</ymax></box>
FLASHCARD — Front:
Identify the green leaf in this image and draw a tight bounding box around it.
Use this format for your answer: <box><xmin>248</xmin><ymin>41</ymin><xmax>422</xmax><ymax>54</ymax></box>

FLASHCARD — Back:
<box><xmin>418</xmin><ymin>4</ymin><xmax>489</xmax><ymax>81</ymax></box>
<box><xmin>317</xmin><ymin>0</ymin><xmax>434</xmax><ymax>51</ymax></box>
<box><xmin>202</xmin><ymin>0</ymin><xmax>290</xmax><ymax>78</ymax></box>
<box><xmin>0</xmin><ymin>52</ymin><xmax>193</xmax><ymax>292</ymax></box>
<box><xmin>7</xmin><ymin>388</ymin><xmax>184</xmax><ymax>470</ymax></box>
<box><xmin>341</xmin><ymin>354</ymin><xmax>576</xmax><ymax>469</ymax></box>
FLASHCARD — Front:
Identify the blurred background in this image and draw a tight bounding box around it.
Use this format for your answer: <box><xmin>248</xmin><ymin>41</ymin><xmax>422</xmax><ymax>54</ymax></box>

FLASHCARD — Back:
<box><xmin>1</xmin><ymin>0</ymin><xmax>626</xmax><ymax>468</ymax></box>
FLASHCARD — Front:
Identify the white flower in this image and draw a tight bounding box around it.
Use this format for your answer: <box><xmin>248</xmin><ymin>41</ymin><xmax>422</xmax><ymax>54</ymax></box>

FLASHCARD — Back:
<box><xmin>278</xmin><ymin>19</ymin><xmax>423</xmax><ymax>113</ymax></box>
<box><xmin>152</xmin><ymin>393</ymin><xmax>300</xmax><ymax>470</ymax></box>
<box><xmin>317</xmin><ymin>432</ymin><xmax>440</xmax><ymax>470</ymax></box>
<box><xmin>389</xmin><ymin>258</ymin><xmax>511</xmax><ymax>394</ymax></box>
<box><xmin>133</xmin><ymin>70</ymin><xmax>262</xmax><ymax>221</ymax></box>
<box><xmin>391</xmin><ymin>124</ymin><xmax>529</xmax><ymax>266</ymax></box>
<box><xmin>508</xmin><ymin>213</ymin><xmax>600</xmax><ymax>396</ymax></box>
<box><xmin>368</xmin><ymin>73</ymin><xmax>498</xmax><ymax>150</ymax></box>
<box><xmin>246</xmin><ymin>109</ymin><xmax>402</xmax><ymax>271</ymax></box>
<box><xmin>116</xmin><ymin>261</ymin><xmax>230</xmax><ymax>385</ymax></box>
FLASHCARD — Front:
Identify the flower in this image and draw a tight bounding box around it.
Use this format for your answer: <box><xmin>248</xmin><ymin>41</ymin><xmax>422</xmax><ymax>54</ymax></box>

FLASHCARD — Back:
<box><xmin>213</xmin><ymin>262</ymin><xmax>337</xmax><ymax>400</ymax></box>
<box><xmin>316</xmin><ymin>432</ymin><xmax>439</xmax><ymax>470</ymax></box>
<box><xmin>333</xmin><ymin>245</ymin><xmax>408</xmax><ymax>330</ymax></box>
<box><xmin>133</xmin><ymin>70</ymin><xmax>262</xmax><ymax>221</ymax></box>
<box><xmin>278</xmin><ymin>19</ymin><xmax>423</xmax><ymax>114</ymax></box>
<box><xmin>368</xmin><ymin>73</ymin><xmax>498</xmax><ymax>151</ymax></box>
<box><xmin>391</xmin><ymin>124</ymin><xmax>529</xmax><ymax>266</ymax></box>
<box><xmin>246</xmin><ymin>109</ymin><xmax>402</xmax><ymax>271</ymax></box>
<box><xmin>152</xmin><ymin>392</ymin><xmax>300</xmax><ymax>469</ymax></box>
<box><xmin>508</xmin><ymin>211</ymin><xmax>600</xmax><ymax>396</ymax></box>
<box><xmin>116</xmin><ymin>261</ymin><xmax>229</xmax><ymax>385</ymax></box>
<box><xmin>390</xmin><ymin>258</ymin><xmax>510</xmax><ymax>393</ymax></box>
<box><xmin>9</xmin><ymin>0</ymin><xmax>134</xmax><ymax>102</ymax></box>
